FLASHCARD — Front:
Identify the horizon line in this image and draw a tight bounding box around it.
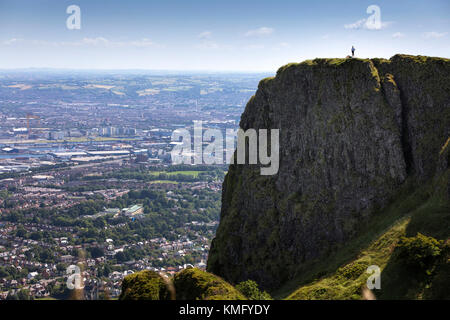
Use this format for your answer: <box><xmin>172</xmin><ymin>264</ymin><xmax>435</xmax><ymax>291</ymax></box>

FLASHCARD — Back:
<box><xmin>0</xmin><ymin>67</ymin><xmax>276</xmax><ymax>74</ymax></box>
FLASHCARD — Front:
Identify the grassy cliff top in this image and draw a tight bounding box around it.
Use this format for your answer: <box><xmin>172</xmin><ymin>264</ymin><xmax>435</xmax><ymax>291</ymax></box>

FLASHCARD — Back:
<box><xmin>271</xmin><ymin>54</ymin><xmax>449</xmax><ymax>82</ymax></box>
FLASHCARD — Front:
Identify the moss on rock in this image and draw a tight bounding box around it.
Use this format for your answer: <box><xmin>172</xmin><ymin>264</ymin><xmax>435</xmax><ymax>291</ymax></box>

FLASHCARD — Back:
<box><xmin>119</xmin><ymin>270</ymin><xmax>173</xmax><ymax>300</ymax></box>
<box><xmin>173</xmin><ymin>268</ymin><xmax>246</xmax><ymax>300</ymax></box>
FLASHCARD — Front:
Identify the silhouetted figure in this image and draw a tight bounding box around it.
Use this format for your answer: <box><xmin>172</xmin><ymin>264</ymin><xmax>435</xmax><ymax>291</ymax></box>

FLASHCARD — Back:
<box><xmin>351</xmin><ymin>46</ymin><xmax>355</xmax><ymax>57</ymax></box>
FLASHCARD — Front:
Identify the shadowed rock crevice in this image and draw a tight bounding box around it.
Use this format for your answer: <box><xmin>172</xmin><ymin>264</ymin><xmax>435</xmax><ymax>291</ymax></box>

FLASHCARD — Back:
<box><xmin>378</xmin><ymin>71</ymin><xmax>413</xmax><ymax>176</ymax></box>
<box><xmin>397</xmin><ymin>84</ymin><xmax>414</xmax><ymax>176</ymax></box>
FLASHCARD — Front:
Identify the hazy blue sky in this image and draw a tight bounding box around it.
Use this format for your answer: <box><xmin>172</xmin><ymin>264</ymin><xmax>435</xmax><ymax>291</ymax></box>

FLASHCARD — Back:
<box><xmin>0</xmin><ymin>0</ymin><xmax>449</xmax><ymax>71</ymax></box>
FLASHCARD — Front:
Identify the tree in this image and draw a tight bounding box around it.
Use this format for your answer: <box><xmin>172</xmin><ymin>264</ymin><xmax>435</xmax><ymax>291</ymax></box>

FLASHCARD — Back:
<box><xmin>102</xmin><ymin>264</ymin><xmax>112</xmax><ymax>277</ymax></box>
<box><xmin>17</xmin><ymin>289</ymin><xmax>33</xmax><ymax>300</ymax></box>
<box><xmin>397</xmin><ymin>233</ymin><xmax>443</xmax><ymax>271</ymax></box>
<box><xmin>15</xmin><ymin>227</ymin><xmax>27</xmax><ymax>238</ymax></box>
<box><xmin>115</xmin><ymin>251</ymin><xmax>129</xmax><ymax>262</ymax></box>
<box><xmin>235</xmin><ymin>280</ymin><xmax>272</xmax><ymax>300</ymax></box>
<box><xmin>30</xmin><ymin>232</ymin><xmax>42</xmax><ymax>241</ymax></box>
<box><xmin>56</xmin><ymin>263</ymin><xmax>67</xmax><ymax>272</ymax></box>
<box><xmin>6</xmin><ymin>292</ymin><xmax>19</xmax><ymax>300</ymax></box>
<box><xmin>119</xmin><ymin>270</ymin><xmax>172</xmax><ymax>300</ymax></box>
<box><xmin>88</xmin><ymin>247</ymin><xmax>104</xmax><ymax>259</ymax></box>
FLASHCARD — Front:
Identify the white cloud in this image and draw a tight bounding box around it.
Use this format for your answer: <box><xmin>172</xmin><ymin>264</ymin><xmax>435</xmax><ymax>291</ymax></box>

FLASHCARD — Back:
<box><xmin>244</xmin><ymin>44</ymin><xmax>265</xmax><ymax>50</ymax></box>
<box><xmin>392</xmin><ymin>32</ymin><xmax>405</xmax><ymax>38</ymax></box>
<box><xmin>11</xmin><ymin>37</ymin><xmax>161</xmax><ymax>48</ymax></box>
<box><xmin>195</xmin><ymin>41</ymin><xmax>233</xmax><ymax>50</ymax></box>
<box><xmin>129</xmin><ymin>38</ymin><xmax>159</xmax><ymax>48</ymax></box>
<box><xmin>345</xmin><ymin>19</ymin><xmax>366</xmax><ymax>30</ymax></box>
<box><xmin>422</xmin><ymin>31</ymin><xmax>447</xmax><ymax>39</ymax></box>
<box><xmin>58</xmin><ymin>37</ymin><xmax>109</xmax><ymax>47</ymax></box>
<box><xmin>81</xmin><ymin>37</ymin><xmax>110</xmax><ymax>46</ymax></box>
<box><xmin>344</xmin><ymin>18</ymin><xmax>392</xmax><ymax>30</ymax></box>
<box><xmin>198</xmin><ymin>31</ymin><xmax>212</xmax><ymax>40</ymax></box>
<box><xmin>195</xmin><ymin>31</ymin><xmax>231</xmax><ymax>50</ymax></box>
<box><xmin>196</xmin><ymin>41</ymin><xmax>220</xmax><ymax>49</ymax></box>
<box><xmin>31</xmin><ymin>40</ymin><xmax>56</xmax><ymax>46</ymax></box>
<box><xmin>2</xmin><ymin>38</ymin><xmax>23</xmax><ymax>45</ymax></box>
<box><xmin>271</xmin><ymin>42</ymin><xmax>291</xmax><ymax>51</ymax></box>
<box><xmin>244</xmin><ymin>27</ymin><xmax>274</xmax><ymax>37</ymax></box>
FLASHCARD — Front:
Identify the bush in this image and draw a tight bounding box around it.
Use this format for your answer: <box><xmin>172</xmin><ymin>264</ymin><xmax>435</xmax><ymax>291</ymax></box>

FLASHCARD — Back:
<box><xmin>87</xmin><ymin>247</ymin><xmax>104</xmax><ymax>259</ymax></box>
<box><xmin>397</xmin><ymin>233</ymin><xmax>443</xmax><ymax>270</ymax></box>
<box><xmin>337</xmin><ymin>261</ymin><xmax>368</xmax><ymax>280</ymax></box>
<box><xmin>119</xmin><ymin>270</ymin><xmax>172</xmax><ymax>300</ymax></box>
<box><xmin>173</xmin><ymin>268</ymin><xmax>245</xmax><ymax>300</ymax></box>
<box><xmin>235</xmin><ymin>280</ymin><xmax>272</xmax><ymax>300</ymax></box>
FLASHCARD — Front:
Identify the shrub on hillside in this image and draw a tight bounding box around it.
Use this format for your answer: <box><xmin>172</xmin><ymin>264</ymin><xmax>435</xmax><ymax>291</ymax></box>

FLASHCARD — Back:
<box><xmin>235</xmin><ymin>280</ymin><xmax>272</xmax><ymax>300</ymax></box>
<box><xmin>173</xmin><ymin>268</ymin><xmax>245</xmax><ymax>300</ymax></box>
<box><xmin>336</xmin><ymin>261</ymin><xmax>369</xmax><ymax>280</ymax></box>
<box><xmin>119</xmin><ymin>270</ymin><xmax>172</xmax><ymax>300</ymax></box>
<box><xmin>397</xmin><ymin>233</ymin><xmax>443</xmax><ymax>271</ymax></box>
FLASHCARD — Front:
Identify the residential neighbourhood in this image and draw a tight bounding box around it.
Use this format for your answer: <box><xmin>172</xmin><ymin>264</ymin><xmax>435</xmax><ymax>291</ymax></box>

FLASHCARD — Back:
<box><xmin>0</xmin><ymin>73</ymin><xmax>256</xmax><ymax>299</ymax></box>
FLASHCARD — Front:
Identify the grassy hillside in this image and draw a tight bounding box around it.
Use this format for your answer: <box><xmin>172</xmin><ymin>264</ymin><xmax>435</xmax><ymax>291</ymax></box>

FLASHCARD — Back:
<box><xmin>282</xmin><ymin>167</ymin><xmax>449</xmax><ymax>300</ymax></box>
<box><xmin>287</xmin><ymin>217</ymin><xmax>410</xmax><ymax>299</ymax></box>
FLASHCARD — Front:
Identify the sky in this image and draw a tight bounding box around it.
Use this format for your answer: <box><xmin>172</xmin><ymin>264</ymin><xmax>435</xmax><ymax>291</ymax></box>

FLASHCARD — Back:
<box><xmin>0</xmin><ymin>0</ymin><xmax>449</xmax><ymax>71</ymax></box>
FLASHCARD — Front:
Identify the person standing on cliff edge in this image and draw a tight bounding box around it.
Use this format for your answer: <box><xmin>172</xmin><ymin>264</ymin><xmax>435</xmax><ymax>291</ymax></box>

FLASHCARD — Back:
<box><xmin>351</xmin><ymin>46</ymin><xmax>355</xmax><ymax>57</ymax></box>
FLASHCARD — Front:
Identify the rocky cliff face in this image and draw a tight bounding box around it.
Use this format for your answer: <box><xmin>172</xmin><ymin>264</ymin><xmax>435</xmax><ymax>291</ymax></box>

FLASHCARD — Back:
<box><xmin>207</xmin><ymin>55</ymin><xmax>450</xmax><ymax>290</ymax></box>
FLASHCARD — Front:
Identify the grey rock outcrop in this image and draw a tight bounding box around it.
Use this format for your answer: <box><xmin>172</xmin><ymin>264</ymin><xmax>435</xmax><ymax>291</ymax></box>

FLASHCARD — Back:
<box><xmin>207</xmin><ymin>55</ymin><xmax>450</xmax><ymax>290</ymax></box>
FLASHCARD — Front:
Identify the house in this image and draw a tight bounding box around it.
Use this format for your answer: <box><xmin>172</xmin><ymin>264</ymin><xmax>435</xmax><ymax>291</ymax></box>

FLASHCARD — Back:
<box><xmin>59</xmin><ymin>254</ymin><xmax>74</xmax><ymax>263</ymax></box>
<box><xmin>196</xmin><ymin>260</ymin><xmax>207</xmax><ymax>269</ymax></box>
<box><xmin>122</xmin><ymin>205</ymin><xmax>143</xmax><ymax>217</ymax></box>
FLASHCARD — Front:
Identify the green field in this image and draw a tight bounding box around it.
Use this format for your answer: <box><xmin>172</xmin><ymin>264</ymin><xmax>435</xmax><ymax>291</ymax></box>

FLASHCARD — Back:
<box><xmin>149</xmin><ymin>180</ymin><xmax>179</xmax><ymax>184</ymax></box>
<box><xmin>149</xmin><ymin>171</ymin><xmax>202</xmax><ymax>178</ymax></box>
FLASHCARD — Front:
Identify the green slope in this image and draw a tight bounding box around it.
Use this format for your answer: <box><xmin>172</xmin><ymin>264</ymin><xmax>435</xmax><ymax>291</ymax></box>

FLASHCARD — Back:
<box><xmin>173</xmin><ymin>268</ymin><xmax>246</xmax><ymax>300</ymax></box>
<box><xmin>287</xmin><ymin>216</ymin><xmax>410</xmax><ymax>300</ymax></box>
<box><xmin>284</xmin><ymin>167</ymin><xmax>449</xmax><ymax>300</ymax></box>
